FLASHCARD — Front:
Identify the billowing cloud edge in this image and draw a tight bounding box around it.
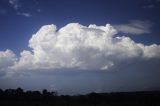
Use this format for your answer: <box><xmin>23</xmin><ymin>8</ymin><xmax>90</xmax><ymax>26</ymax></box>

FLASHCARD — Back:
<box><xmin>0</xmin><ymin>23</ymin><xmax>160</xmax><ymax>77</ymax></box>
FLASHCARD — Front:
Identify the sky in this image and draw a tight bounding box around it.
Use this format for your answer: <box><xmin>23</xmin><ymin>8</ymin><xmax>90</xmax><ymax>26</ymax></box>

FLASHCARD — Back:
<box><xmin>0</xmin><ymin>0</ymin><xmax>160</xmax><ymax>95</ymax></box>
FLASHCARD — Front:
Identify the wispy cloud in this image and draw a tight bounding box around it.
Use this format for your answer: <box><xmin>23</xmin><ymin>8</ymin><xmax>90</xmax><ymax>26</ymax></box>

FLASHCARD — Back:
<box><xmin>114</xmin><ymin>20</ymin><xmax>153</xmax><ymax>35</ymax></box>
<box><xmin>143</xmin><ymin>4</ymin><xmax>155</xmax><ymax>9</ymax></box>
<box><xmin>9</xmin><ymin>0</ymin><xmax>21</xmax><ymax>10</ymax></box>
<box><xmin>17</xmin><ymin>12</ymin><xmax>32</xmax><ymax>17</ymax></box>
<box><xmin>142</xmin><ymin>0</ymin><xmax>160</xmax><ymax>9</ymax></box>
<box><xmin>8</xmin><ymin>0</ymin><xmax>40</xmax><ymax>17</ymax></box>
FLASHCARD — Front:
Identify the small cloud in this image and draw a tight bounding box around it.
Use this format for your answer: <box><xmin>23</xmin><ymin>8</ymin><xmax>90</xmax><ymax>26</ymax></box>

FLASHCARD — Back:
<box><xmin>17</xmin><ymin>12</ymin><xmax>32</xmax><ymax>17</ymax></box>
<box><xmin>114</xmin><ymin>20</ymin><xmax>153</xmax><ymax>35</ymax></box>
<box><xmin>143</xmin><ymin>4</ymin><xmax>155</xmax><ymax>9</ymax></box>
<box><xmin>37</xmin><ymin>9</ymin><xmax>41</xmax><ymax>13</ymax></box>
<box><xmin>9</xmin><ymin>0</ymin><xmax>21</xmax><ymax>10</ymax></box>
<box><xmin>33</xmin><ymin>0</ymin><xmax>39</xmax><ymax>5</ymax></box>
<box><xmin>142</xmin><ymin>0</ymin><xmax>160</xmax><ymax>9</ymax></box>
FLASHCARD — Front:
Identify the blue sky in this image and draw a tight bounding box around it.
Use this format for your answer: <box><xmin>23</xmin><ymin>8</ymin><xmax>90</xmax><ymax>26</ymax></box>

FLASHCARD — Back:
<box><xmin>0</xmin><ymin>0</ymin><xmax>160</xmax><ymax>94</ymax></box>
<box><xmin>0</xmin><ymin>0</ymin><xmax>160</xmax><ymax>53</ymax></box>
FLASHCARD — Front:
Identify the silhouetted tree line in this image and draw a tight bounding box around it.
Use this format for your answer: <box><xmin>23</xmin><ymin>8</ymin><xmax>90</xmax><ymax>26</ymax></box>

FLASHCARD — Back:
<box><xmin>0</xmin><ymin>88</ymin><xmax>58</xmax><ymax>101</ymax></box>
<box><xmin>0</xmin><ymin>88</ymin><xmax>160</xmax><ymax>106</ymax></box>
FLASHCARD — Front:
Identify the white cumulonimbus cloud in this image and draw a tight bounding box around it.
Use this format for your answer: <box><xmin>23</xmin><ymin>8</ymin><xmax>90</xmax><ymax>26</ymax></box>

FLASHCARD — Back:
<box><xmin>0</xmin><ymin>23</ymin><xmax>160</xmax><ymax>76</ymax></box>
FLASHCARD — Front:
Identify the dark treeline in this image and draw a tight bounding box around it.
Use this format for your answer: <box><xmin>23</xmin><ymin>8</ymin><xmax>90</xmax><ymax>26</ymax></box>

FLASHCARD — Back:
<box><xmin>0</xmin><ymin>88</ymin><xmax>160</xmax><ymax>106</ymax></box>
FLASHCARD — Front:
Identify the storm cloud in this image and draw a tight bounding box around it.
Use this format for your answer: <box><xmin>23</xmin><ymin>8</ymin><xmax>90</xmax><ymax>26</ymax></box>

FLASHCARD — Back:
<box><xmin>0</xmin><ymin>23</ymin><xmax>160</xmax><ymax>94</ymax></box>
<box><xmin>0</xmin><ymin>23</ymin><xmax>159</xmax><ymax>77</ymax></box>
